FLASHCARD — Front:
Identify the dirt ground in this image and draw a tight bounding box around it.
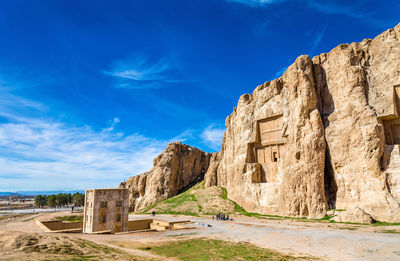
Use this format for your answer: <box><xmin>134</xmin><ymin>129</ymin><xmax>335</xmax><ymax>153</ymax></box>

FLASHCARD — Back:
<box><xmin>0</xmin><ymin>211</ymin><xmax>399</xmax><ymax>260</ymax></box>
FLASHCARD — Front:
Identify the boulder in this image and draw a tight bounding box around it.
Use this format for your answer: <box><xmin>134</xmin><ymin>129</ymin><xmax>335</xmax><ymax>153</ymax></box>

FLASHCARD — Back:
<box><xmin>332</xmin><ymin>206</ymin><xmax>373</xmax><ymax>224</ymax></box>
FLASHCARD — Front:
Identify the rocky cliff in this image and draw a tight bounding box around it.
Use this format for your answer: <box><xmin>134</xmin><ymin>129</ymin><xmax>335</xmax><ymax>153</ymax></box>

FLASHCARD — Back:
<box><xmin>120</xmin><ymin>142</ymin><xmax>212</xmax><ymax>212</ymax></box>
<box><xmin>123</xmin><ymin>23</ymin><xmax>400</xmax><ymax>222</ymax></box>
<box><xmin>205</xmin><ymin>22</ymin><xmax>400</xmax><ymax>222</ymax></box>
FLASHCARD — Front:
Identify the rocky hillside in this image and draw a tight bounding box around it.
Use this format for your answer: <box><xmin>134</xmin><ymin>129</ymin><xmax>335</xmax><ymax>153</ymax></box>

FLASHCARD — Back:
<box><xmin>138</xmin><ymin>181</ymin><xmax>236</xmax><ymax>216</ymax></box>
<box><xmin>120</xmin><ymin>142</ymin><xmax>212</xmax><ymax>212</ymax></box>
<box><xmin>123</xmin><ymin>23</ymin><xmax>400</xmax><ymax>223</ymax></box>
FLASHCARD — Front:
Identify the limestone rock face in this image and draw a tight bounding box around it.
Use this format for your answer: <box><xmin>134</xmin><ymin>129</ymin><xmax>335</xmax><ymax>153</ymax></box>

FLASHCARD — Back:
<box><xmin>204</xmin><ymin>152</ymin><xmax>221</xmax><ymax>188</ymax></box>
<box><xmin>212</xmin><ymin>22</ymin><xmax>400</xmax><ymax>222</ymax></box>
<box><xmin>123</xmin><ymin>23</ymin><xmax>400</xmax><ymax>223</ymax></box>
<box><xmin>120</xmin><ymin>142</ymin><xmax>212</xmax><ymax>212</ymax></box>
<box><xmin>216</xmin><ymin>56</ymin><xmax>327</xmax><ymax>219</ymax></box>
<box><xmin>312</xmin><ymin>23</ymin><xmax>400</xmax><ymax>222</ymax></box>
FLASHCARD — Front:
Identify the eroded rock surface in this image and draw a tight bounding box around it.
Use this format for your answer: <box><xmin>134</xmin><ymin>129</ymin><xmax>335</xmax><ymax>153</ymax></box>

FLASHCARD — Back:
<box><xmin>215</xmin><ymin>56</ymin><xmax>327</xmax><ymax>219</ymax></box>
<box><xmin>311</xmin><ymin>23</ymin><xmax>400</xmax><ymax>222</ymax></box>
<box><xmin>213</xmin><ymin>22</ymin><xmax>400</xmax><ymax>222</ymax></box>
<box><xmin>120</xmin><ymin>142</ymin><xmax>212</xmax><ymax>212</ymax></box>
<box><xmin>123</xmin><ymin>23</ymin><xmax>400</xmax><ymax>223</ymax></box>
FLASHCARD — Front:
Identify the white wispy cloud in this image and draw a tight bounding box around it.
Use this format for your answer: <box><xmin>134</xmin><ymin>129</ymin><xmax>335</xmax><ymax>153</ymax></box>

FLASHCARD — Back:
<box><xmin>0</xmin><ymin>86</ymin><xmax>172</xmax><ymax>191</ymax></box>
<box><xmin>0</xmin><ymin>116</ymin><xmax>168</xmax><ymax>191</ymax></box>
<box><xmin>0</xmin><ymin>87</ymin><xmax>47</xmax><ymax>120</ymax></box>
<box><xmin>102</xmin><ymin>117</ymin><xmax>120</xmax><ymax>132</ymax></box>
<box><xmin>309</xmin><ymin>26</ymin><xmax>326</xmax><ymax>56</ymax></box>
<box><xmin>103</xmin><ymin>55</ymin><xmax>184</xmax><ymax>89</ymax></box>
<box><xmin>200</xmin><ymin>125</ymin><xmax>225</xmax><ymax>151</ymax></box>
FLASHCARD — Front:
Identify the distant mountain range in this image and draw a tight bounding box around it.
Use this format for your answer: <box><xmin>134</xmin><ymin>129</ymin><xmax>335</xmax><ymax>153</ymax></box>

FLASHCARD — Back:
<box><xmin>0</xmin><ymin>190</ymin><xmax>85</xmax><ymax>196</ymax></box>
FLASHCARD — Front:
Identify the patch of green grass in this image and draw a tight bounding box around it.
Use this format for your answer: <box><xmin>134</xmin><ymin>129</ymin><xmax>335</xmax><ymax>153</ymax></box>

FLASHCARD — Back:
<box><xmin>313</xmin><ymin>215</ymin><xmax>332</xmax><ymax>221</ymax></box>
<box><xmin>327</xmin><ymin>220</ymin><xmax>364</xmax><ymax>225</ymax></box>
<box><xmin>338</xmin><ymin>226</ymin><xmax>358</xmax><ymax>231</ymax></box>
<box><xmin>197</xmin><ymin>181</ymin><xmax>206</xmax><ymax>190</ymax></box>
<box><xmin>372</xmin><ymin>221</ymin><xmax>400</xmax><ymax>226</ymax></box>
<box><xmin>324</xmin><ymin>220</ymin><xmax>400</xmax><ymax>226</ymax></box>
<box><xmin>42</xmin><ymin>257</ymin><xmax>98</xmax><ymax>261</ymax></box>
<box><xmin>138</xmin><ymin>181</ymin><xmax>204</xmax><ymax>216</ymax></box>
<box><xmin>162</xmin><ymin>192</ymin><xmax>196</xmax><ymax>205</ymax></box>
<box><xmin>382</xmin><ymin>229</ymin><xmax>400</xmax><ymax>234</ymax></box>
<box><xmin>164</xmin><ymin>232</ymin><xmax>198</xmax><ymax>237</ymax></box>
<box><xmin>233</xmin><ymin>207</ymin><xmax>310</xmax><ymax>221</ymax></box>
<box><xmin>382</xmin><ymin>229</ymin><xmax>399</xmax><ymax>234</ymax></box>
<box><xmin>140</xmin><ymin>238</ymin><xmax>308</xmax><ymax>260</ymax></box>
<box><xmin>138</xmin><ymin>202</ymin><xmax>158</xmax><ymax>214</ymax></box>
<box><xmin>64</xmin><ymin>256</ymin><xmax>98</xmax><ymax>261</ymax></box>
<box><xmin>221</xmin><ymin>187</ymin><xmax>228</xmax><ymax>200</ymax></box>
<box><xmin>157</xmin><ymin>210</ymin><xmax>200</xmax><ymax>217</ymax></box>
<box><xmin>54</xmin><ymin>215</ymin><xmax>83</xmax><ymax>223</ymax></box>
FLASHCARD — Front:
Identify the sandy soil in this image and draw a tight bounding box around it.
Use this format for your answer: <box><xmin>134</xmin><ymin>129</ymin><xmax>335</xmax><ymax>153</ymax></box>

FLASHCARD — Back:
<box><xmin>0</xmin><ymin>211</ymin><xmax>399</xmax><ymax>260</ymax></box>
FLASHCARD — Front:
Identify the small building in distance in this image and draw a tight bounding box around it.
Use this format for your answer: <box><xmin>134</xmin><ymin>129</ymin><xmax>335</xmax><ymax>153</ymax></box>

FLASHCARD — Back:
<box><xmin>83</xmin><ymin>188</ymin><xmax>129</xmax><ymax>234</ymax></box>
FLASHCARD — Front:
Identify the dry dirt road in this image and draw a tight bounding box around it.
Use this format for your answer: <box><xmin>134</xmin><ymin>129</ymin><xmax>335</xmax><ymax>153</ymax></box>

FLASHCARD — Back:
<box><xmin>126</xmin><ymin>214</ymin><xmax>400</xmax><ymax>261</ymax></box>
<box><xmin>0</xmin><ymin>212</ymin><xmax>399</xmax><ymax>260</ymax></box>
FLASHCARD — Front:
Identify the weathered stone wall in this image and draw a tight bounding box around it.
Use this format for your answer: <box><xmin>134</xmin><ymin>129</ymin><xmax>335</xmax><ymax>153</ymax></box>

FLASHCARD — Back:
<box><xmin>121</xmin><ymin>142</ymin><xmax>212</xmax><ymax>212</ymax></box>
<box><xmin>83</xmin><ymin>188</ymin><xmax>129</xmax><ymax>233</ymax></box>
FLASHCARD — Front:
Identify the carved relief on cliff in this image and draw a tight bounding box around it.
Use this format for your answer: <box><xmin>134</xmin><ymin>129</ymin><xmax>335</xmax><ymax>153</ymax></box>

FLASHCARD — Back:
<box><xmin>247</xmin><ymin>114</ymin><xmax>286</xmax><ymax>183</ymax></box>
<box><xmin>382</xmin><ymin>85</ymin><xmax>400</xmax><ymax>145</ymax></box>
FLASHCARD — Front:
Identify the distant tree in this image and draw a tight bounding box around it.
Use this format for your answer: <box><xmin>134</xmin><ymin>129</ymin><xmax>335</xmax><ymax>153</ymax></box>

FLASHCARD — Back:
<box><xmin>55</xmin><ymin>193</ymin><xmax>68</xmax><ymax>207</ymax></box>
<box><xmin>73</xmin><ymin>192</ymin><xmax>85</xmax><ymax>207</ymax></box>
<box><xmin>66</xmin><ymin>193</ymin><xmax>72</xmax><ymax>205</ymax></box>
<box><xmin>47</xmin><ymin>195</ymin><xmax>57</xmax><ymax>208</ymax></box>
<box><xmin>34</xmin><ymin>195</ymin><xmax>46</xmax><ymax>208</ymax></box>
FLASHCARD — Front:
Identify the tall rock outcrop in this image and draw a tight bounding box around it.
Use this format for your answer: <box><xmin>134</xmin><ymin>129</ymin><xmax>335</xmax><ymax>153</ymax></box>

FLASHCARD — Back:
<box><xmin>120</xmin><ymin>142</ymin><xmax>212</xmax><ymax>212</ymax></box>
<box><xmin>212</xmin><ymin>56</ymin><xmax>327</xmax><ymax>219</ymax></box>
<box><xmin>312</xmin><ymin>23</ymin><xmax>400</xmax><ymax>221</ymax></box>
<box><xmin>124</xmin><ymin>23</ymin><xmax>400</xmax><ymax>222</ymax></box>
<box><xmin>209</xmin><ymin>22</ymin><xmax>400</xmax><ymax>221</ymax></box>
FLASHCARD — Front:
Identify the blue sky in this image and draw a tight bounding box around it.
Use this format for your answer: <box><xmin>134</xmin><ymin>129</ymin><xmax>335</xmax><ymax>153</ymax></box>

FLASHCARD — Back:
<box><xmin>0</xmin><ymin>0</ymin><xmax>399</xmax><ymax>191</ymax></box>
